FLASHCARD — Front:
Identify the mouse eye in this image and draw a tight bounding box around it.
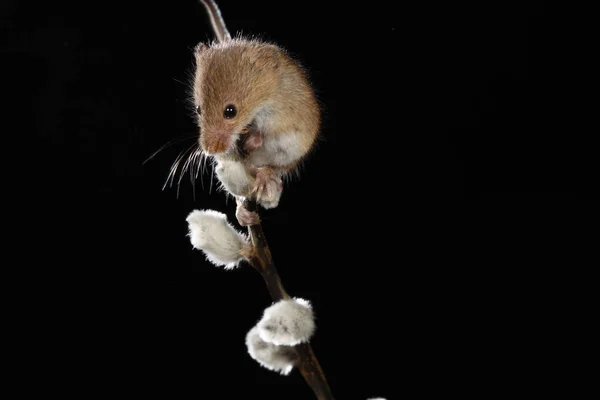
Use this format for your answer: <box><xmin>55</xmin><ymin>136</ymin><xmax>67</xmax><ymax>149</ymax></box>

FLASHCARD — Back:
<box><xmin>196</xmin><ymin>106</ymin><xmax>201</xmax><ymax>115</ymax></box>
<box><xmin>224</xmin><ymin>104</ymin><xmax>237</xmax><ymax>119</ymax></box>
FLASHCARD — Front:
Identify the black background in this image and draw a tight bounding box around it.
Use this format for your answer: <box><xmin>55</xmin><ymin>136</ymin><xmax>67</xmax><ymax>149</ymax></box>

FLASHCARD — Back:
<box><xmin>2</xmin><ymin>0</ymin><xmax>580</xmax><ymax>398</ymax></box>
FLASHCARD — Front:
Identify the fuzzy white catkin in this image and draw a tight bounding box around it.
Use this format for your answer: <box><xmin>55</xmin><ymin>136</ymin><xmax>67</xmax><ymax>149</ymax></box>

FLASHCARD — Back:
<box><xmin>186</xmin><ymin>209</ymin><xmax>249</xmax><ymax>269</ymax></box>
<box><xmin>257</xmin><ymin>298</ymin><xmax>315</xmax><ymax>346</ymax></box>
<box><xmin>246</xmin><ymin>326</ymin><xmax>298</xmax><ymax>375</ymax></box>
<box><xmin>367</xmin><ymin>398</ymin><xmax>387</xmax><ymax>400</ymax></box>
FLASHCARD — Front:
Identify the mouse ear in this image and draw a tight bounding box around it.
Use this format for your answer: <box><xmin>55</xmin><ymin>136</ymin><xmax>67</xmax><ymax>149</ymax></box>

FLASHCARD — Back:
<box><xmin>245</xmin><ymin>47</ymin><xmax>280</xmax><ymax>71</ymax></box>
<box><xmin>194</xmin><ymin>42</ymin><xmax>208</xmax><ymax>54</ymax></box>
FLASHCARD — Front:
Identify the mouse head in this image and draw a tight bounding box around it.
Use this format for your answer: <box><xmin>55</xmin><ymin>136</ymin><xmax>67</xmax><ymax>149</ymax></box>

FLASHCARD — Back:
<box><xmin>193</xmin><ymin>39</ymin><xmax>281</xmax><ymax>156</ymax></box>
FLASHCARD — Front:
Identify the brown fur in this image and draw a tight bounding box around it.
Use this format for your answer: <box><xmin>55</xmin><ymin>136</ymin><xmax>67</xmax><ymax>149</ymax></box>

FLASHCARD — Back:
<box><xmin>193</xmin><ymin>38</ymin><xmax>321</xmax><ymax>172</ymax></box>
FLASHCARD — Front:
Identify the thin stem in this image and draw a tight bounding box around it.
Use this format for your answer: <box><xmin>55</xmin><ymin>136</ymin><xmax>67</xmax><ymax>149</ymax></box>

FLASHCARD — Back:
<box><xmin>244</xmin><ymin>198</ymin><xmax>335</xmax><ymax>400</ymax></box>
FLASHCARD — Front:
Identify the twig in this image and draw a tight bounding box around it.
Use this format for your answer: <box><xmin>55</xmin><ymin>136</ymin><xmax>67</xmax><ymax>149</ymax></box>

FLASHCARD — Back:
<box><xmin>243</xmin><ymin>198</ymin><xmax>335</xmax><ymax>400</ymax></box>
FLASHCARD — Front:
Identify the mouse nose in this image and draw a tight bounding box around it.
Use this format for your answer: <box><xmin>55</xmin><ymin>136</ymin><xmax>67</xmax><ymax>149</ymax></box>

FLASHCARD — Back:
<box><xmin>201</xmin><ymin>131</ymin><xmax>232</xmax><ymax>155</ymax></box>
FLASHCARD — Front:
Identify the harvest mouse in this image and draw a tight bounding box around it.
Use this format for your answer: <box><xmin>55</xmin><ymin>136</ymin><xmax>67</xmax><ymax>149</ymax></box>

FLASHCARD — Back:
<box><xmin>193</xmin><ymin>0</ymin><xmax>321</xmax><ymax>226</ymax></box>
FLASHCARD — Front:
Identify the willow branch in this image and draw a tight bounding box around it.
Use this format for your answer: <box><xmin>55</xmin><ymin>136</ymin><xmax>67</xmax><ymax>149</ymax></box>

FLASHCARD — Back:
<box><xmin>243</xmin><ymin>198</ymin><xmax>335</xmax><ymax>400</ymax></box>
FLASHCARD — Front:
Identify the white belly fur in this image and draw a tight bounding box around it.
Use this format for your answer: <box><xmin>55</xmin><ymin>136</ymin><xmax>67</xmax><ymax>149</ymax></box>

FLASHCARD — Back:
<box><xmin>247</xmin><ymin>132</ymin><xmax>305</xmax><ymax>168</ymax></box>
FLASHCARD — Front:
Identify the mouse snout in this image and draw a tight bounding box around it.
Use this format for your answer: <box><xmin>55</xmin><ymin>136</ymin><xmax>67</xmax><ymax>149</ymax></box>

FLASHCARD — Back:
<box><xmin>201</xmin><ymin>130</ymin><xmax>233</xmax><ymax>155</ymax></box>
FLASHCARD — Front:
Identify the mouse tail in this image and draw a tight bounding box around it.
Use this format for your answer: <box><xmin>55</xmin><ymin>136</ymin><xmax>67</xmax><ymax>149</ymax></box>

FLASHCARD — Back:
<box><xmin>199</xmin><ymin>0</ymin><xmax>232</xmax><ymax>42</ymax></box>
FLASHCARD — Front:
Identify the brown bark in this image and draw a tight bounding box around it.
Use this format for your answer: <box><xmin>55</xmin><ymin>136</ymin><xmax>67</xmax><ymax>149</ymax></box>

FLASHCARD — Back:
<box><xmin>244</xmin><ymin>198</ymin><xmax>335</xmax><ymax>400</ymax></box>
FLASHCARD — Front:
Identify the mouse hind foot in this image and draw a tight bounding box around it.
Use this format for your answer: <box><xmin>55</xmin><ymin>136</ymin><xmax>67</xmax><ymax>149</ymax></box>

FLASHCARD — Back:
<box><xmin>236</xmin><ymin>197</ymin><xmax>261</xmax><ymax>226</ymax></box>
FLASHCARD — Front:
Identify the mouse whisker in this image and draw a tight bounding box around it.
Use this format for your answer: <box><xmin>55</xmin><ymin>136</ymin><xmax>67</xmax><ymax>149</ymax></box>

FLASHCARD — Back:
<box><xmin>202</xmin><ymin>150</ymin><xmax>211</xmax><ymax>190</ymax></box>
<box><xmin>196</xmin><ymin>149</ymin><xmax>208</xmax><ymax>194</ymax></box>
<box><xmin>179</xmin><ymin>143</ymin><xmax>198</xmax><ymax>185</ymax></box>
<box><xmin>193</xmin><ymin>148</ymin><xmax>205</xmax><ymax>190</ymax></box>
<box><xmin>172</xmin><ymin>77</ymin><xmax>189</xmax><ymax>87</ymax></box>
<box><xmin>190</xmin><ymin>148</ymin><xmax>203</xmax><ymax>201</ymax></box>
<box><xmin>194</xmin><ymin>149</ymin><xmax>204</xmax><ymax>179</ymax></box>
<box><xmin>208</xmin><ymin>156</ymin><xmax>216</xmax><ymax>195</ymax></box>
<box><xmin>175</xmin><ymin>143</ymin><xmax>200</xmax><ymax>198</ymax></box>
<box><xmin>178</xmin><ymin>143</ymin><xmax>203</xmax><ymax>198</ymax></box>
<box><xmin>195</xmin><ymin>149</ymin><xmax>204</xmax><ymax>190</ymax></box>
<box><xmin>163</xmin><ymin>142</ymin><xmax>197</xmax><ymax>192</ymax></box>
<box><xmin>143</xmin><ymin>134</ymin><xmax>196</xmax><ymax>165</ymax></box>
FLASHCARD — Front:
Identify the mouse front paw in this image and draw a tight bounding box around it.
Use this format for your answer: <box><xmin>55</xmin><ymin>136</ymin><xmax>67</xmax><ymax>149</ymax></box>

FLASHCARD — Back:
<box><xmin>215</xmin><ymin>159</ymin><xmax>253</xmax><ymax>197</ymax></box>
<box><xmin>252</xmin><ymin>167</ymin><xmax>283</xmax><ymax>209</ymax></box>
